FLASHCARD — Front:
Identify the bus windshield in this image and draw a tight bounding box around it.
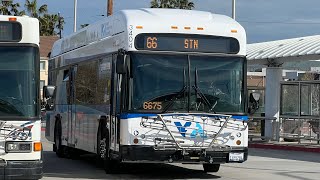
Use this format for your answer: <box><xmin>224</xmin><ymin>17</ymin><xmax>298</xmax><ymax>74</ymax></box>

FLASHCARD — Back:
<box><xmin>0</xmin><ymin>46</ymin><xmax>39</xmax><ymax>118</ymax></box>
<box><xmin>130</xmin><ymin>53</ymin><xmax>245</xmax><ymax>114</ymax></box>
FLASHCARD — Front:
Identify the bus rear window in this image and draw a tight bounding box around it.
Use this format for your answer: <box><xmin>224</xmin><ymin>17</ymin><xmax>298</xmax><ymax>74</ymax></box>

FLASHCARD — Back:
<box><xmin>0</xmin><ymin>21</ymin><xmax>22</xmax><ymax>42</ymax></box>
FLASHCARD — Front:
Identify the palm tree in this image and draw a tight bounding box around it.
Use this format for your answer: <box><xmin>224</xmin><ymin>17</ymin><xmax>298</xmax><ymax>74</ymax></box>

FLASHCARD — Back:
<box><xmin>150</xmin><ymin>0</ymin><xmax>194</xmax><ymax>9</ymax></box>
<box><xmin>0</xmin><ymin>0</ymin><xmax>25</xmax><ymax>15</ymax></box>
<box><xmin>0</xmin><ymin>1</ymin><xmax>11</xmax><ymax>15</ymax></box>
<box><xmin>39</xmin><ymin>13</ymin><xmax>64</xmax><ymax>36</ymax></box>
<box><xmin>151</xmin><ymin>0</ymin><xmax>174</xmax><ymax>8</ymax></box>
<box><xmin>176</xmin><ymin>0</ymin><xmax>194</xmax><ymax>10</ymax></box>
<box><xmin>25</xmin><ymin>0</ymin><xmax>47</xmax><ymax>18</ymax></box>
<box><xmin>24</xmin><ymin>0</ymin><xmax>64</xmax><ymax>36</ymax></box>
<box><xmin>39</xmin><ymin>14</ymin><xmax>57</xmax><ymax>36</ymax></box>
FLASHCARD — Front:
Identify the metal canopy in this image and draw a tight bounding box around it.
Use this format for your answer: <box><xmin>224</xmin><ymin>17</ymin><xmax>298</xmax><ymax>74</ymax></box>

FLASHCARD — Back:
<box><xmin>247</xmin><ymin>35</ymin><xmax>320</xmax><ymax>65</ymax></box>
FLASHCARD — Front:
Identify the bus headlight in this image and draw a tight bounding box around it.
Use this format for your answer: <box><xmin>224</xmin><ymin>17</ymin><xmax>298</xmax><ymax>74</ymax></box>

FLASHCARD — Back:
<box><xmin>236</xmin><ymin>132</ymin><xmax>242</xmax><ymax>138</ymax></box>
<box><xmin>6</xmin><ymin>142</ymin><xmax>32</xmax><ymax>153</ymax></box>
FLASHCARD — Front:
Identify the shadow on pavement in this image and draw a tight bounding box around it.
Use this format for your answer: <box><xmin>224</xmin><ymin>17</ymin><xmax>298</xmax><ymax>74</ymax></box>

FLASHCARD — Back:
<box><xmin>42</xmin><ymin>151</ymin><xmax>220</xmax><ymax>179</ymax></box>
<box><xmin>248</xmin><ymin>148</ymin><xmax>320</xmax><ymax>163</ymax></box>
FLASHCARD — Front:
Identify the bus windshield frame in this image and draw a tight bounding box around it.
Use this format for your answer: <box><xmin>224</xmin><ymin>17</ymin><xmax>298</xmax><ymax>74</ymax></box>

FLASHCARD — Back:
<box><xmin>127</xmin><ymin>52</ymin><xmax>246</xmax><ymax>115</ymax></box>
<box><xmin>0</xmin><ymin>44</ymin><xmax>40</xmax><ymax>120</ymax></box>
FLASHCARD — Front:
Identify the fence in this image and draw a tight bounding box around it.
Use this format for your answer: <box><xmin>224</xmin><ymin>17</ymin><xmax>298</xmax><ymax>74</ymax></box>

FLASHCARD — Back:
<box><xmin>248</xmin><ymin>116</ymin><xmax>276</xmax><ymax>142</ymax></box>
<box><xmin>248</xmin><ymin>81</ymin><xmax>320</xmax><ymax>145</ymax></box>
<box><xmin>248</xmin><ymin>116</ymin><xmax>320</xmax><ymax>144</ymax></box>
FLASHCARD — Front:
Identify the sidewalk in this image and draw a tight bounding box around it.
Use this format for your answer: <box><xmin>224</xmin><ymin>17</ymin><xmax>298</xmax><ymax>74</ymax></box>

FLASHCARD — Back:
<box><xmin>249</xmin><ymin>141</ymin><xmax>320</xmax><ymax>153</ymax></box>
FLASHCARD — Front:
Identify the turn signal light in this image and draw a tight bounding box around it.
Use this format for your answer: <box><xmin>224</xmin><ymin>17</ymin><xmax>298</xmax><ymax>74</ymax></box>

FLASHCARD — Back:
<box><xmin>34</xmin><ymin>142</ymin><xmax>42</xmax><ymax>151</ymax></box>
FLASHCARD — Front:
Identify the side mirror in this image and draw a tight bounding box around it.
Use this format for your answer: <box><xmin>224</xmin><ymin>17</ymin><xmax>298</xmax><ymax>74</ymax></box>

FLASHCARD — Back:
<box><xmin>251</xmin><ymin>92</ymin><xmax>261</xmax><ymax>102</ymax></box>
<box><xmin>248</xmin><ymin>92</ymin><xmax>261</xmax><ymax>115</ymax></box>
<box><xmin>116</xmin><ymin>49</ymin><xmax>127</xmax><ymax>74</ymax></box>
<box><xmin>43</xmin><ymin>85</ymin><xmax>55</xmax><ymax>99</ymax></box>
<box><xmin>43</xmin><ymin>85</ymin><xmax>55</xmax><ymax>111</ymax></box>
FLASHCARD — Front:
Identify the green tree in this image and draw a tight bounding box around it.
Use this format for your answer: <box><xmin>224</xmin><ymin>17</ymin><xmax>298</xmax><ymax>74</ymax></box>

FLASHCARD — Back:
<box><xmin>0</xmin><ymin>0</ymin><xmax>25</xmax><ymax>15</ymax></box>
<box><xmin>176</xmin><ymin>0</ymin><xmax>194</xmax><ymax>9</ymax></box>
<box><xmin>25</xmin><ymin>0</ymin><xmax>47</xmax><ymax>18</ymax></box>
<box><xmin>24</xmin><ymin>0</ymin><xmax>64</xmax><ymax>36</ymax></box>
<box><xmin>150</xmin><ymin>0</ymin><xmax>194</xmax><ymax>9</ymax></box>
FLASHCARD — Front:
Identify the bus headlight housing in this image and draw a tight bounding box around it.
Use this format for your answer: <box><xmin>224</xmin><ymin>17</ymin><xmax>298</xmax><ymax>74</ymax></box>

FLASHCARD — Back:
<box><xmin>6</xmin><ymin>142</ymin><xmax>32</xmax><ymax>153</ymax></box>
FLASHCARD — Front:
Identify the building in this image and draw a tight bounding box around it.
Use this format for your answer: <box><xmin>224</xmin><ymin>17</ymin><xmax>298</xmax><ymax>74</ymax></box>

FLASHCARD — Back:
<box><xmin>40</xmin><ymin>36</ymin><xmax>59</xmax><ymax>99</ymax></box>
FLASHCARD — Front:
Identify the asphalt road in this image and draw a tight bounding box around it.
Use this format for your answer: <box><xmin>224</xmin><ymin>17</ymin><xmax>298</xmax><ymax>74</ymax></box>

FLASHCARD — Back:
<box><xmin>41</xmin><ymin>133</ymin><xmax>320</xmax><ymax>180</ymax></box>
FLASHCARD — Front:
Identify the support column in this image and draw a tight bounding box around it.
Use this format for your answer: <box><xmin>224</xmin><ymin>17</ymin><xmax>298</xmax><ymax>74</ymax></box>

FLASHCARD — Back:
<box><xmin>265</xmin><ymin>67</ymin><xmax>283</xmax><ymax>140</ymax></box>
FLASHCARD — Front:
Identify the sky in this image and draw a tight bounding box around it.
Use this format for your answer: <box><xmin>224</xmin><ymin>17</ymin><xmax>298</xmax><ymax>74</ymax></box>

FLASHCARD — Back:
<box><xmin>12</xmin><ymin>0</ymin><xmax>320</xmax><ymax>43</ymax></box>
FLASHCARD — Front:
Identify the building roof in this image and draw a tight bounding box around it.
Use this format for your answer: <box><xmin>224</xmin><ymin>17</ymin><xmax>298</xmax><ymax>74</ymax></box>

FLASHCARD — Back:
<box><xmin>40</xmin><ymin>36</ymin><xmax>59</xmax><ymax>58</ymax></box>
<box><xmin>247</xmin><ymin>35</ymin><xmax>320</xmax><ymax>64</ymax></box>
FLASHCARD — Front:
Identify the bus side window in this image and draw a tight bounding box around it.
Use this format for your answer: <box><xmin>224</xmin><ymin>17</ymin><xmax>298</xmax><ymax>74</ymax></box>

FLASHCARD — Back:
<box><xmin>63</xmin><ymin>70</ymin><xmax>71</xmax><ymax>104</ymax></box>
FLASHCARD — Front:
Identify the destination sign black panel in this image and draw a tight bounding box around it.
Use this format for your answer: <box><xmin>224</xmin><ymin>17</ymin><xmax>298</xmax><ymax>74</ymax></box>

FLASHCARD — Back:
<box><xmin>135</xmin><ymin>33</ymin><xmax>240</xmax><ymax>54</ymax></box>
<box><xmin>0</xmin><ymin>21</ymin><xmax>22</xmax><ymax>42</ymax></box>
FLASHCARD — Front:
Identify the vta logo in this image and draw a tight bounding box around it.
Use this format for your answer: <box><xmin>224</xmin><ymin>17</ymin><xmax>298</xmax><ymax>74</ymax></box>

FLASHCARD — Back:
<box><xmin>174</xmin><ymin>122</ymin><xmax>207</xmax><ymax>138</ymax></box>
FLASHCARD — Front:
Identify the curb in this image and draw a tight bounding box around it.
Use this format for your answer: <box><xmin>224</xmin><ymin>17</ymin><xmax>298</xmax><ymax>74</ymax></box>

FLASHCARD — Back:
<box><xmin>249</xmin><ymin>143</ymin><xmax>320</xmax><ymax>153</ymax></box>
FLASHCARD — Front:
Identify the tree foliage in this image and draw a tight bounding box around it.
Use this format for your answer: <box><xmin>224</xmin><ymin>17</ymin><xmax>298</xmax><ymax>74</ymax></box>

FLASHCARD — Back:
<box><xmin>24</xmin><ymin>0</ymin><xmax>64</xmax><ymax>36</ymax></box>
<box><xmin>0</xmin><ymin>0</ymin><xmax>64</xmax><ymax>36</ymax></box>
<box><xmin>25</xmin><ymin>0</ymin><xmax>47</xmax><ymax>18</ymax></box>
<box><xmin>150</xmin><ymin>0</ymin><xmax>195</xmax><ymax>10</ymax></box>
<box><xmin>0</xmin><ymin>0</ymin><xmax>25</xmax><ymax>15</ymax></box>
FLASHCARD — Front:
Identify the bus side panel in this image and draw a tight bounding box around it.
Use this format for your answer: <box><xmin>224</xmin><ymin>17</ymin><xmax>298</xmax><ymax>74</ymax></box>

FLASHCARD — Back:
<box><xmin>74</xmin><ymin>105</ymin><xmax>101</xmax><ymax>153</ymax></box>
<box><xmin>45</xmin><ymin>111</ymin><xmax>56</xmax><ymax>142</ymax></box>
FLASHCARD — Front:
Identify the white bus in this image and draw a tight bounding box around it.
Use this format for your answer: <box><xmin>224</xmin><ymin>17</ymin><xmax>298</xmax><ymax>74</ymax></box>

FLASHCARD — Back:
<box><xmin>45</xmin><ymin>8</ymin><xmax>248</xmax><ymax>173</ymax></box>
<box><xmin>0</xmin><ymin>15</ymin><xmax>42</xmax><ymax>179</ymax></box>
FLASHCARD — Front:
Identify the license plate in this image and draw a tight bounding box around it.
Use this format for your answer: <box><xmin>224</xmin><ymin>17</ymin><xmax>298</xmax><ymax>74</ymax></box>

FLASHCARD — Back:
<box><xmin>229</xmin><ymin>152</ymin><xmax>244</xmax><ymax>162</ymax></box>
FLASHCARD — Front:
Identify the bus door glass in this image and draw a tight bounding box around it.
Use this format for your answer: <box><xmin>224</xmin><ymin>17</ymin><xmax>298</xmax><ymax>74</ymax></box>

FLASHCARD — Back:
<box><xmin>110</xmin><ymin>54</ymin><xmax>120</xmax><ymax>152</ymax></box>
<box><xmin>66</xmin><ymin>66</ymin><xmax>77</xmax><ymax>145</ymax></box>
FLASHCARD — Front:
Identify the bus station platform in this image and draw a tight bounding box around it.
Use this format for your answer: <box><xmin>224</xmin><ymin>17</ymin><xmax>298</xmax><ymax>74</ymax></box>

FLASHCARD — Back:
<box><xmin>249</xmin><ymin>141</ymin><xmax>320</xmax><ymax>153</ymax></box>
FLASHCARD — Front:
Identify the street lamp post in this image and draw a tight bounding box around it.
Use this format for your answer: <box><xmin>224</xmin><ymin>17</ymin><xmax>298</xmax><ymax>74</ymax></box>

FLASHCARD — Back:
<box><xmin>58</xmin><ymin>12</ymin><xmax>62</xmax><ymax>39</ymax></box>
<box><xmin>232</xmin><ymin>0</ymin><xmax>236</xmax><ymax>20</ymax></box>
<box><xmin>74</xmin><ymin>0</ymin><xmax>77</xmax><ymax>32</ymax></box>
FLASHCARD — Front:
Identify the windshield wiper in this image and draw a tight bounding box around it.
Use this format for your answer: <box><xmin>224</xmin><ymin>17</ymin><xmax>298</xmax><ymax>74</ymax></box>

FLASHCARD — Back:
<box><xmin>161</xmin><ymin>86</ymin><xmax>187</xmax><ymax>113</ymax></box>
<box><xmin>162</xmin><ymin>68</ymin><xmax>187</xmax><ymax>113</ymax></box>
<box><xmin>0</xmin><ymin>98</ymin><xmax>24</xmax><ymax>115</ymax></box>
<box><xmin>192</xmin><ymin>68</ymin><xmax>218</xmax><ymax>113</ymax></box>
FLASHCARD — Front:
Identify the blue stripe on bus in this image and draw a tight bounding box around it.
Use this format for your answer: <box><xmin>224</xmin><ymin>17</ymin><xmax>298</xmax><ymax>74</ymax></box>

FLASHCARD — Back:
<box><xmin>120</xmin><ymin>113</ymin><xmax>248</xmax><ymax>121</ymax></box>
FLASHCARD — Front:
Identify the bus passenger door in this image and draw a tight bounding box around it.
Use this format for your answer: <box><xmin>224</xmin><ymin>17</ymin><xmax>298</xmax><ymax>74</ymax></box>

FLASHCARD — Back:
<box><xmin>67</xmin><ymin>66</ymin><xmax>77</xmax><ymax>146</ymax></box>
<box><xmin>110</xmin><ymin>54</ymin><xmax>120</xmax><ymax>153</ymax></box>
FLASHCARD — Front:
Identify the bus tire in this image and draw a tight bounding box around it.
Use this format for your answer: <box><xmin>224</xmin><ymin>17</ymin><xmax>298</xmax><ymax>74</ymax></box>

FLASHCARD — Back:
<box><xmin>54</xmin><ymin>120</ymin><xmax>64</xmax><ymax>158</ymax></box>
<box><xmin>96</xmin><ymin>120</ymin><xmax>107</xmax><ymax>167</ymax></box>
<box><xmin>203</xmin><ymin>164</ymin><xmax>220</xmax><ymax>173</ymax></box>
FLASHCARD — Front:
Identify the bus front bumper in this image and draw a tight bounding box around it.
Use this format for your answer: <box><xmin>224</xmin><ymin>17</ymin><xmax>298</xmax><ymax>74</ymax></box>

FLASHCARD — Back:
<box><xmin>121</xmin><ymin>145</ymin><xmax>248</xmax><ymax>163</ymax></box>
<box><xmin>0</xmin><ymin>160</ymin><xmax>43</xmax><ymax>180</ymax></box>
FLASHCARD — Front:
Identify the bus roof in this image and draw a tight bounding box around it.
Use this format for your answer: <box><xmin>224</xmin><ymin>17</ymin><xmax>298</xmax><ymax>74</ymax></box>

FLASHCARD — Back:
<box><xmin>0</xmin><ymin>15</ymin><xmax>39</xmax><ymax>46</ymax></box>
<box><xmin>51</xmin><ymin>8</ymin><xmax>246</xmax><ymax>58</ymax></box>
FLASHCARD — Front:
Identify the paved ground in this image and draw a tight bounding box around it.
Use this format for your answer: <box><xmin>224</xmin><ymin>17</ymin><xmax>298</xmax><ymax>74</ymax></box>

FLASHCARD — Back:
<box><xmin>41</xmin><ymin>133</ymin><xmax>320</xmax><ymax>180</ymax></box>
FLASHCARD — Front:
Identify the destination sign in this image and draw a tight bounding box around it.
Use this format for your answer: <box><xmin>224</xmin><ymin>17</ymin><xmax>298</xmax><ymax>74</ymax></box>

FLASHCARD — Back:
<box><xmin>135</xmin><ymin>33</ymin><xmax>240</xmax><ymax>53</ymax></box>
<box><xmin>0</xmin><ymin>21</ymin><xmax>22</xmax><ymax>42</ymax></box>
